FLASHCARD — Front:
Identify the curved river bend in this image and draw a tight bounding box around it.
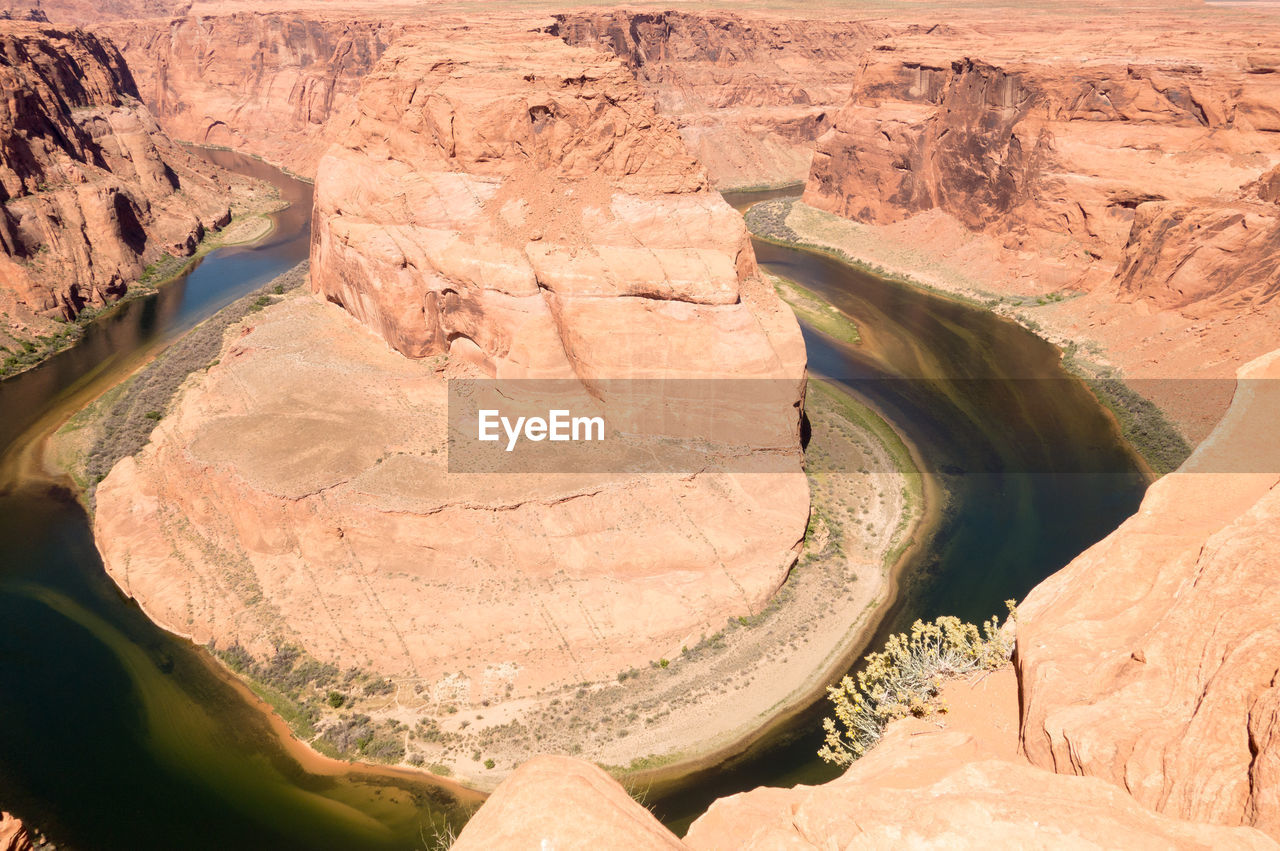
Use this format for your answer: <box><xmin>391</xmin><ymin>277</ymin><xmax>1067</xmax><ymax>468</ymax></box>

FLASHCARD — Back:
<box><xmin>0</xmin><ymin>165</ymin><xmax>1147</xmax><ymax>846</ymax></box>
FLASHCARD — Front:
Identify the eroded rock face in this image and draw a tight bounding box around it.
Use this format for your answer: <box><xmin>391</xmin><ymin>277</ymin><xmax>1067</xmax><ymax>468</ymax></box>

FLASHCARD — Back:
<box><xmin>0</xmin><ymin>22</ymin><xmax>231</xmax><ymax>338</ymax></box>
<box><xmin>803</xmin><ymin>34</ymin><xmax>1280</xmax><ymax>303</ymax></box>
<box><xmin>1113</xmin><ymin>198</ymin><xmax>1280</xmax><ymax>314</ymax></box>
<box><xmin>94</xmin><ymin>29</ymin><xmax>807</xmax><ymax>714</ymax></box>
<box><xmin>311</xmin><ymin>31</ymin><xmax>805</xmax><ymax>384</ymax></box>
<box><xmin>550</xmin><ymin>10</ymin><xmax>883</xmax><ymax>189</ymax></box>
<box><xmin>1016</xmin><ymin>350</ymin><xmax>1280</xmax><ymax>836</ymax></box>
<box><xmin>450</xmin><ymin>677</ymin><xmax>1277</xmax><ymax>849</ymax></box>
<box><xmin>0</xmin><ymin>812</ymin><xmax>31</xmax><ymax>851</ymax></box>
<box><xmin>451</xmin><ymin>756</ymin><xmax>684</xmax><ymax>851</ymax></box>
<box><xmin>102</xmin><ymin>14</ymin><xmax>415</xmax><ymax>176</ymax></box>
<box><xmin>682</xmin><ymin>727</ymin><xmax>1277</xmax><ymax>849</ymax></box>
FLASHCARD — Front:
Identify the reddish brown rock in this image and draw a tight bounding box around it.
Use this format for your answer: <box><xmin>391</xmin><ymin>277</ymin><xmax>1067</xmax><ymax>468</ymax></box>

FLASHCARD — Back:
<box><xmin>311</xmin><ymin>30</ymin><xmax>806</xmax><ymax>386</ymax></box>
<box><xmin>1017</xmin><ymin>350</ymin><xmax>1280</xmax><ymax>837</ymax></box>
<box><xmin>1113</xmin><ymin>200</ymin><xmax>1280</xmax><ymax>313</ymax></box>
<box><xmin>803</xmin><ymin>48</ymin><xmax>1280</xmax><ymax>285</ymax></box>
<box><xmin>100</xmin><ymin>14</ymin><xmax>412</xmax><ymax>176</ymax></box>
<box><xmin>549</xmin><ymin>10</ymin><xmax>883</xmax><ymax>189</ymax></box>
<box><xmin>448</xmin><ymin>673</ymin><xmax>1277</xmax><ymax>849</ymax></box>
<box><xmin>683</xmin><ymin>725</ymin><xmax>1277</xmax><ymax>849</ymax></box>
<box><xmin>451</xmin><ymin>756</ymin><xmax>684</xmax><ymax>851</ymax></box>
<box><xmin>92</xmin><ymin>27</ymin><xmax>808</xmax><ymax>778</ymax></box>
<box><xmin>0</xmin><ymin>812</ymin><xmax>31</xmax><ymax>851</ymax></box>
<box><xmin>0</xmin><ymin>21</ymin><xmax>233</xmax><ymax>344</ymax></box>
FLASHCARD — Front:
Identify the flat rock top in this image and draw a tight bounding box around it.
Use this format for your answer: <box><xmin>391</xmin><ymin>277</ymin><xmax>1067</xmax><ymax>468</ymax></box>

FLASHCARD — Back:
<box><xmin>179</xmin><ymin>294</ymin><xmax>628</xmax><ymax>506</ymax></box>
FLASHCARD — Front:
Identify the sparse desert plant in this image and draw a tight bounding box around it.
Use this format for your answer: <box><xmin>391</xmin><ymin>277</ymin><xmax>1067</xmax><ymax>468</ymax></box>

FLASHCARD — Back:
<box><xmin>818</xmin><ymin>602</ymin><xmax>1015</xmax><ymax>766</ymax></box>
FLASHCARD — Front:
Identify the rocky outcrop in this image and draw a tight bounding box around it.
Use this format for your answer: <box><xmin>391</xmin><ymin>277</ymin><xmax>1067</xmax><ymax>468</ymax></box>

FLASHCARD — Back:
<box><xmin>93</xmin><ymin>29</ymin><xmax>807</xmax><ymax>765</ymax></box>
<box><xmin>1112</xmin><ymin>197</ymin><xmax>1280</xmax><ymax>315</ymax></box>
<box><xmin>311</xmin><ymin>31</ymin><xmax>804</xmax><ymax>379</ymax></box>
<box><xmin>684</xmin><ymin>730</ymin><xmax>1276</xmax><ymax>850</ymax></box>
<box><xmin>804</xmin><ymin>50</ymin><xmax>1280</xmax><ymax>289</ymax></box>
<box><xmin>0</xmin><ymin>21</ymin><xmax>232</xmax><ymax>343</ymax></box>
<box><xmin>443</xmin><ymin>342</ymin><xmax>1280</xmax><ymax>842</ymax></box>
<box><xmin>796</xmin><ymin>13</ymin><xmax>1280</xmax><ymax>434</ymax></box>
<box><xmin>549</xmin><ymin>10</ymin><xmax>882</xmax><ymax>189</ymax></box>
<box><xmin>449</xmin><ymin>677</ymin><xmax>1277</xmax><ymax>849</ymax></box>
<box><xmin>0</xmin><ymin>812</ymin><xmax>31</xmax><ymax>851</ymax></box>
<box><xmin>101</xmin><ymin>14</ymin><xmax>416</xmax><ymax>176</ymax></box>
<box><xmin>1016</xmin><ymin>349</ymin><xmax>1280</xmax><ymax>836</ymax></box>
<box><xmin>452</xmin><ymin>756</ymin><xmax>684</xmax><ymax>851</ymax></box>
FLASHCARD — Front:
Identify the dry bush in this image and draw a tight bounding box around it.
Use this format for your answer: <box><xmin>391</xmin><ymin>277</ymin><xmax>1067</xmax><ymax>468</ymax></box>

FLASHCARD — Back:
<box><xmin>819</xmin><ymin>602</ymin><xmax>1015</xmax><ymax>766</ymax></box>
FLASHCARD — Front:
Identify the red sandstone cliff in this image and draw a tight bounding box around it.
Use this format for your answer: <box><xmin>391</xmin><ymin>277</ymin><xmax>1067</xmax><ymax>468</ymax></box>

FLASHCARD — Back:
<box><xmin>101</xmin><ymin>14</ymin><xmax>417</xmax><ymax>176</ymax></box>
<box><xmin>0</xmin><ymin>21</ymin><xmax>233</xmax><ymax>349</ymax></box>
<box><xmin>1016</xmin><ymin>350</ymin><xmax>1280</xmax><ymax>836</ymax></box>
<box><xmin>803</xmin><ymin>48</ymin><xmax>1280</xmax><ymax>297</ymax></box>
<box><xmin>549</xmin><ymin>10</ymin><xmax>882</xmax><ymax>189</ymax></box>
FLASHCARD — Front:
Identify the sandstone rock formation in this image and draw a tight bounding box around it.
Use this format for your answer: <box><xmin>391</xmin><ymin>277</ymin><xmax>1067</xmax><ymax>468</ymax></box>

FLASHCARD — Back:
<box><xmin>452</xmin><ymin>756</ymin><xmax>684</xmax><ymax>851</ymax></box>
<box><xmin>444</xmin><ymin>343</ymin><xmax>1280</xmax><ymax>844</ymax></box>
<box><xmin>101</xmin><ymin>14</ymin><xmax>413</xmax><ymax>176</ymax></box>
<box><xmin>310</xmin><ymin>31</ymin><xmax>804</xmax><ymax>381</ymax></box>
<box><xmin>93</xmin><ymin>28</ymin><xmax>807</xmax><ymax>734</ymax></box>
<box><xmin>1017</xmin><ymin>349</ymin><xmax>1280</xmax><ymax>836</ymax></box>
<box><xmin>450</xmin><ymin>673</ymin><xmax>1277</xmax><ymax>849</ymax></box>
<box><xmin>790</xmin><ymin>9</ymin><xmax>1280</xmax><ymax>435</ymax></box>
<box><xmin>804</xmin><ymin>47</ymin><xmax>1280</xmax><ymax>295</ymax></box>
<box><xmin>549</xmin><ymin>10</ymin><xmax>881</xmax><ymax>189</ymax></box>
<box><xmin>685</xmin><ymin>730</ymin><xmax>1276</xmax><ymax>850</ymax></box>
<box><xmin>0</xmin><ymin>21</ymin><xmax>233</xmax><ymax>347</ymax></box>
<box><xmin>0</xmin><ymin>812</ymin><xmax>31</xmax><ymax>851</ymax></box>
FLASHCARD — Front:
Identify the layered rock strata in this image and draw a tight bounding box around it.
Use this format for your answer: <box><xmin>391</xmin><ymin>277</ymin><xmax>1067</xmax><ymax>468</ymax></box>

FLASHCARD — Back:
<box><xmin>795</xmin><ymin>12</ymin><xmax>1280</xmax><ymax>434</ymax></box>
<box><xmin>0</xmin><ymin>22</ymin><xmax>234</xmax><ymax>344</ymax></box>
<box><xmin>548</xmin><ymin>10</ymin><xmax>882</xmax><ymax>189</ymax></box>
<box><xmin>100</xmin><ymin>14</ymin><xmax>414</xmax><ymax>176</ymax></box>
<box><xmin>94</xmin><ymin>30</ymin><xmax>807</xmax><ymax>714</ymax></box>
<box><xmin>804</xmin><ymin>50</ymin><xmax>1280</xmax><ymax>296</ymax></box>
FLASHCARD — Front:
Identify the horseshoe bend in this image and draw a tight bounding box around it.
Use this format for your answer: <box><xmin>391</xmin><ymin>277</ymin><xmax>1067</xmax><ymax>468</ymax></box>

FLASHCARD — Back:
<box><xmin>1</xmin><ymin>1</ymin><xmax>1279</xmax><ymax>849</ymax></box>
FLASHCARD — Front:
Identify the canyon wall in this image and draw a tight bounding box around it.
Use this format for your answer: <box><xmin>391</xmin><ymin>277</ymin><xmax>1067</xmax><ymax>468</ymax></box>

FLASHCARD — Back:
<box><xmin>790</xmin><ymin>10</ymin><xmax>1280</xmax><ymax>438</ymax></box>
<box><xmin>100</xmin><ymin>8</ymin><xmax>883</xmax><ymax>188</ymax></box>
<box><xmin>548</xmin><ymin>10</ymin><xmax>882</xmax><ymax>189</ymax></box>
<box><xmin>100</xmin><ymin>14</ymin><xmax>413</xmax><ymax>176</ymax></box>
<box><xmin>1016</xmin><ymin>350</ymin><xmax>1280</xmax><ymax>835</ymax></box>
<box><xmin>0</xmin><ymin>21</ymin><xmax>232</xmax><ymax>346</ymax></box>
<box><xmin>803</xmin><ymin>48</ymin><xmax>1280</xmax><ymax>296</ymax></box>
<box><xmin>93</xmin><ymin>27</ymin><xmax>807</xmax><ymax>730</ymax></box>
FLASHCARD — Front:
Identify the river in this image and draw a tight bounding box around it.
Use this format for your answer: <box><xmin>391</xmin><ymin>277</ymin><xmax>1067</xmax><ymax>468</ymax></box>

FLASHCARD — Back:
<box><xmin>0</xmin><ymin>150</ymin><xmax>479</xmax><ymax>850</ymax></box>
<box><xmin>640</xmin><ymin>192</ymin><xmax>1149</xmax><ymax>830</ymax></box>
<box><xmin>0</xmin><ymin>166</ymin><xmax>1147</xmax><ymax>845</ymax></box>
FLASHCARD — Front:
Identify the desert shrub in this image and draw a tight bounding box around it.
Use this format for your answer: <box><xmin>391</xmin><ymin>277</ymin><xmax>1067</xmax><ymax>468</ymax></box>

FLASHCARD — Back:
<box><xmin>818</xmin><ymin>603</ymin><xmax>1015</xmax><ymax>766</ymax></box>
